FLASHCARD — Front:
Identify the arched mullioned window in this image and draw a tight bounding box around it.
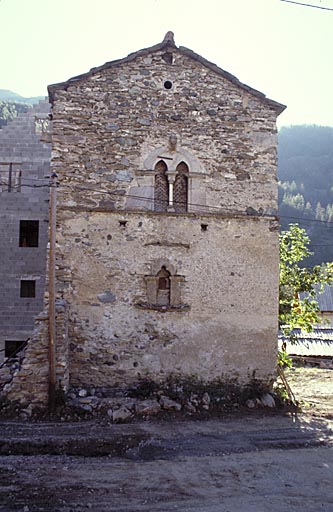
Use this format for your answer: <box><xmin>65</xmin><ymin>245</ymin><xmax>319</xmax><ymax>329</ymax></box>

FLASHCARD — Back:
<box><xmin>140</xmin><ymin>144</ymin><xmax>205</xmax><ymax>214</ymax></box>
<box><xmin>156</xmin><ymin>266</ymin><xmax>171</xmax><ymax>305</ymax></box>
<box><xmin>154</xmin><ymin>160</ymin><xmax>169</xmax><ymax>212</ymax></box>
<box><xmin>174</xmin><ymin>162</ymin><xmax>189</xmax><ymax>213</ymax></box>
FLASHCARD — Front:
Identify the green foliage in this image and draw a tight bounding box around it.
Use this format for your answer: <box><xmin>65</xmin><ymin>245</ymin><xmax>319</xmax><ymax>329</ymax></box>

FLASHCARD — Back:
<box><xmin>273</xmin><ymin>381</ymin><xmax>289</xmax><ymax>401</ymax></box>
<box><xmin>277</xmin><ymin>350</ymin><xmax>293</xmax><ymax>369</ymax></box>
<box><xmin>279</xmin><ymin>223</ymin><xmax>333</xmax><ymax>337</ymax></box>
<box><xmin>0</xmin><ymin>100</ymin><xmax>31</xmax><ymax>128</ymax></box>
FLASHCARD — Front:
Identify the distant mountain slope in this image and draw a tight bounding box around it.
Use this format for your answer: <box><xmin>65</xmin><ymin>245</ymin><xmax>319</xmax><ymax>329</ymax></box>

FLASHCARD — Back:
<box><xmin>278</xmin><ymin>125</ymin><xmax>333</xmax><ymax>266</ymax></box>
<box><xmin>0</xmin><ymin>88</ymin><xmax>46</xmax><ymax>128</ymax></box>
<box><xmin>0</xmin><ymin>100</ymin><xmax>31</xmax><ymax>128</ymax></box>
<box><xmin>0</xmin><ymin>89</ymin><xmax>44</xmax><ymax>105</ymax></box>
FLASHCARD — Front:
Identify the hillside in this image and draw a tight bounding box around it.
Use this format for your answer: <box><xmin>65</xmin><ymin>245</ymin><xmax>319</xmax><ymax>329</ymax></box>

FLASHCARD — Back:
<box><xmin>278</xmin><ymin>125</ymin><xmax>333</xmax><ymax>266</ymax></box>
<box><xmin>0</xmin><ymin>100</ymin><xmax>31</xmax><ymax>128</ymax></box>
<box><xmin>0</xmin><ymin>89</ymin><xmax>44</xmax><ymax>105</ymax></box>
<box><xmin>0</xmin><ymin>89</ymin><xmax>45</xmax><ymax>128</ymax></box>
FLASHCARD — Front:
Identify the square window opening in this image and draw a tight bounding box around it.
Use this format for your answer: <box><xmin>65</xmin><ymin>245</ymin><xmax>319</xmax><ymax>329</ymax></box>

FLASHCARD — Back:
<box><xmin>20</xmin><ymin>280</ymin><xmax>36</xmax><ymax>298</ymax></box>
<box><xmin>19</xmin><ymin>220</ymin><xmax>39</xmax><ymax>247</ymax></box>
<box><xmin>5</xmin><ymin>340</ymin><xmax>26</xmax><ymax>358</ymax></box>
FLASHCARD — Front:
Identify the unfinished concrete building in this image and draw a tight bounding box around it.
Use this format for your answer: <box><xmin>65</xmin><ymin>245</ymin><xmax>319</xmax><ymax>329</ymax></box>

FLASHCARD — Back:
<box><xmin>4</xmin><ymin>33</ymin><xmax>286</xmax><ymax>405</ymax></box>
<box><xmin>0</xmin><ymin>102</ymin><xmax>51</xmax><ymax>363</ymax></box>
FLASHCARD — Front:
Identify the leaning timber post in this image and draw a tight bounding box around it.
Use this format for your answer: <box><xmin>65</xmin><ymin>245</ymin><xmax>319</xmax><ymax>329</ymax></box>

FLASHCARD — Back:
<box><xmin>48</xmin><ymin>172</ymin><xmax>58</xmax><ymax>411</ymax></box>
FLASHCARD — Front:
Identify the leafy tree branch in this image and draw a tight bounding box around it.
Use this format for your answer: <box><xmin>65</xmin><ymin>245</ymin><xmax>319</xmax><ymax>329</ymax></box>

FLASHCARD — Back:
<box><xmin>279</xmin><ymin>223</ymin><xmax>333</xmax><ymax>338</ymax></box>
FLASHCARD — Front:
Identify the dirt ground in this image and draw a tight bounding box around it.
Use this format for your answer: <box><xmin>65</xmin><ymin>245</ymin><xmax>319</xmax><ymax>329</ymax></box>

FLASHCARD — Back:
<box><xmin>0</xmin><ymin>367</ymin><xmax>332</xmax><ymax>512</ymax></box>
<box><xmin>285</xmin><ymin>366</ymin><xmax>333</xmax><ymax>418</ymax></box>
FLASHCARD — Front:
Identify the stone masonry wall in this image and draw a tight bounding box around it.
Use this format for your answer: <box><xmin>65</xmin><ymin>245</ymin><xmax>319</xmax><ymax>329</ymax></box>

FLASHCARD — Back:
<box><xmin>50</xmin><ymin>50</ymin><xmax>278</xmax><ymax>216</ymax></box>
<box><xmin>4</xmin><ymin>300</ymin><xmax>69</xmax><ymax>407</ymax></box>
<box><xmin>4</xmin><ymin>311</ymin><xmax>49</xmax><ymax>407</ymax></box>
<box><xmin>47</xmin><ymin>42</ymin><xmax>281</xmax><ymax>391</ymax></box>
<box><xmin>59</xmin><ymin>212</ymin><xmax>279</xmax><ymax>388</ymax></box>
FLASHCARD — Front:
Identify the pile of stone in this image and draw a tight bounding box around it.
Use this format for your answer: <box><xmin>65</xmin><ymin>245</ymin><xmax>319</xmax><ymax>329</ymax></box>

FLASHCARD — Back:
<box><xmin>66</xmin><ymin>387</ymin><xmax>186</xmax><ymax>422</ymax></box>
<box><xmin>1</xmin><ymin>372</ymin><xmax>277</xmax><ymax>420</ymax></box>
<box><xmin>0</xmin><ymin>356</ymin><xmax>24</xmax><ymax>392</ymax></box>
<box><xmin>64</xmin><ymin>386</ymin><xmax>276</xmax><ymax>422</ymax></box>
<box><xmin>246</xmin><ymin>393</ymin><xmax>276</xmax><ymax>409</ymax></box>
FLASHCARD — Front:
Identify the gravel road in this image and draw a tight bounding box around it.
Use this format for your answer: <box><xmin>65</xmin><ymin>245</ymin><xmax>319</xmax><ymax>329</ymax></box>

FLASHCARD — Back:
<box><xmin>0</xmin><ymin>367</ymin><xmax>331</xmax><ymax>512</ymax></box>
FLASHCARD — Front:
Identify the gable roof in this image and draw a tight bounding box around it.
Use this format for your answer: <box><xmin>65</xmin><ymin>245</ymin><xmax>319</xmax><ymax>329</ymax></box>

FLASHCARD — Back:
<box><xmin>48</xmin><ymin>32</ymin><xmax>286</xmax><ymax>115</ymax></box>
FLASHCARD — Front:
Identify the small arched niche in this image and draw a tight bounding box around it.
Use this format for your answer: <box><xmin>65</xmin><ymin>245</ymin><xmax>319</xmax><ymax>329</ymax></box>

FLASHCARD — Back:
<box><xmin>142</xmin><ymin>260</ymin><xmax>187</xmax><ymax>311</ymax></box>
<box><xmin>156</xmin><ymin>266</ymin><xmax>171</xmax><ymax>305</ymax></box>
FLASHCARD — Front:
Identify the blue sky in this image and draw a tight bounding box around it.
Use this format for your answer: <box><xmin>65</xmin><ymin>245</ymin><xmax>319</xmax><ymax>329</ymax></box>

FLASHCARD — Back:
<box><xmin>1</xmin><ymin>0</ymin><xmax>332</xmax><ymax>127</ymax></box>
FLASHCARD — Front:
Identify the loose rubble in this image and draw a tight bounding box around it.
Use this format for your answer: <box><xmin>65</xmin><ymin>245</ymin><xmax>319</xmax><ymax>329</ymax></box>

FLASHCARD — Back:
<box><xmin>1</xmin><ymin>358</ymin><xmax>282</xmax><ymax>420</ymax></box>
<box><xmin>22</xmin><ymin>382</ymin><xmax>279</xmax><ymax>421</ymax></box>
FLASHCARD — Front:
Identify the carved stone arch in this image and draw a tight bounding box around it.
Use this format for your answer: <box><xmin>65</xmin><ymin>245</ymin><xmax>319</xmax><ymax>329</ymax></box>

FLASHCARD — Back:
<box><xmin>156</xmin><ymin>266</ymin><xmax>171</xmax><ymax>305</ymax></box>
<box><xmin>144</xmin><ymin>145</ymin><xmax>203</xmax><ymax>174</ymax></box>
<box><xmin>144</xmin><ymin>259</ymin><xmax>185</xmax><ymax>308</ymax></box>
<box><xmin>150</xmin><ymin>259</ymin><xmax>176</xmax><ymax>276</ymax></box>
<box><xmin>144</xmin><ymin>143</ymin><xmax>206</xmax><ymax>213</ymax></box>
<box><xmin>176</xmin><ymin>161</ymin><xmax>189</xmax><ymax>174</ymax></box>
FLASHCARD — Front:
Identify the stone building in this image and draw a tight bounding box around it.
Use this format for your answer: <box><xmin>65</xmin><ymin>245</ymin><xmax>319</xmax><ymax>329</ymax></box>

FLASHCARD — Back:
<box><xmin>0</xmin><ymin>102</ymin><xmax>51</xmax><ymax>364</ymax></box>
<box><xmin>4</xmin><ymin>33</ymin><xmax>286</xmax><ymax>405</ymax></box>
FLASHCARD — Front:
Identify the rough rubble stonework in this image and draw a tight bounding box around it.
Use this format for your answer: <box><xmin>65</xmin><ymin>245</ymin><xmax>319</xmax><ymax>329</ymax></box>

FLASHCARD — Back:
<box><xmin>3</xmin><ymin>301</ymin><xmax>69</xmax><ymax>407</ymax></box>
<box><xmin>5</xmin><ymin>33</ymin><xmax>285</xmax><ymax>405</ymax></box>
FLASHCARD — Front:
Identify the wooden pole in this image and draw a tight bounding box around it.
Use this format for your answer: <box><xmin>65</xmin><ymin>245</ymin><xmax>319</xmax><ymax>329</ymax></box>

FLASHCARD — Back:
<box><xmin>48</xmin><ymin>172</ymin><xmax>57</xmax><ymax>411</ymax></box>
<box><xmin>277</xmin><ymin>365</ymin><xmax>298</xmax><ymax>406</ymax></box>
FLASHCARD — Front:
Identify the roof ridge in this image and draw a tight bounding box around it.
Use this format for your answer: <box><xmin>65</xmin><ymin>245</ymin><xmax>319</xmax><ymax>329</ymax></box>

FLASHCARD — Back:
<box><xmin>162</xmin><ymin>31</ymin><xmax>176</xmax><ymax>46</ymax></box>
<box><xmin>48</xmin><ymin>34</ymin><xmax>286</xmax><ymax>114</ymax></box>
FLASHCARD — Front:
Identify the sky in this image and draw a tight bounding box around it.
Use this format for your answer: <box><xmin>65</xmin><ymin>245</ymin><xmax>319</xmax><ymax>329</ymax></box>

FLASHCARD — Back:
<box><xmin>0</xmin><ymin>0</ymin><xmax>332</xmax><ymax>127</ymax></box>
